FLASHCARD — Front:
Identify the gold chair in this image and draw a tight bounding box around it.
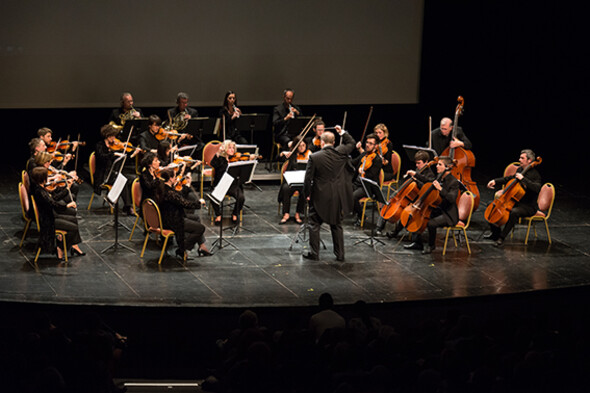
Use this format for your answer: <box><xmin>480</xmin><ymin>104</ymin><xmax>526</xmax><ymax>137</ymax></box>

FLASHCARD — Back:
<box><xmin>382</xmin><ymin>150</ymin><xmax>402</xmax><ymax>199</ymax></box>
<box><xmin>442</xmin><ymin>191</ymin><xmax>475</xmax><ymax>255</ymax></box>
<box><xmin>18</xmin><ymin>182</ymin><xmax>33</xmax><ymax>248</ymax></box>
<box><xmin>359</xmin><ymin>170</ymin><xmax>384</xmax><ymax>228</ymax></box>
<box><xmin>128</xmin><ymin>178</ymin><xmax>143</xmax><ymax>240</ymax></box>
<box><xmin>200</xmin><ymin>140</ymin><xmax>221</xmax><ymax>197</ymax></box>
<box><xmin>140</xmin><ymin>198</ymin><xmax>175</xmax><ymax>264</ymax></box>
<box><xmin>31</xmin><ymin>196</ymin><xmax>68</xmax><ymax>262</ymax></box>
<box><xmin>521</xmin><ymin>183</ymin><xmax>555</xmax><ymax>245</ymax></box>
<box><xmin>495</xmin><ymin>162</ymin><xmax>520</xmax><ymax>198</ymax></box>
<box><xmin>87</xmin><ymin>152</ymin><xmax>112</xmax><ymax>210</ymax></box>
<box><xmin>21</xmin><ymin>170</ymin><xmax>30</xmax><ymax>193</ymax></box>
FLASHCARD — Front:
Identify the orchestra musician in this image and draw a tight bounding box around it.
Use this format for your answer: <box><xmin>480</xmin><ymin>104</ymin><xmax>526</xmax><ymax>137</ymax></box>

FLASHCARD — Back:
<box><xmin>306</xmin><ymin>120</ymin><xmax>325</xmax><ymax>153</ymax></box>
<box><xmin>373</xmin><ymin>124</ymin><xmax>395</xmax><ymax>181</ymax></box>
<box><xmin>94</xmin><ymin>124</ymin><xmax>135</xmax><ymax>215</ymax></box>
<box><xmin>32</xmin><ymin>152</ymin><xmax>79</xmax><ymax>208</ymax></box>
<box><xmin>430</xmin><ymin>117</ymin><xmax>472</xmax><ymax>156</ymax></box>
<box><xmin>278</xmin><ymin>136</ymin><xmax>310</xmax><ymax>225</ymax></box>
<box><xmin>166</xmin><ymin>92</ymin><xmax>198</xmax><ymax>129</ymax></box>
<box><xmin>158</xmin><ymin>169</ymin><xmax>212</xmax><ymax>260</ymax></box>
<box><xmin>108</xmin><ymin>92</ymin><xmax>143</xmax><ymax>127</ymax></box>
<box><xmin>352</xmin><ymin>133</ymin><xmax>383</xmax><ymax>227</ymax></box>
<box><xmin>139</xmin><ymin>115</ymin><xmax>164</xmax><ymax>154</ymax></box>
<box><xmin>26</xmin><ymin>138</ymin><xmax>47</xmax><ymax>172</ymax></box>
<box><xmin>272</xmin><ymin>88</ymin><xmax>302</xmax><ymax>149</ymax></box>
<box><xmin>485</xmin><ymin>149</ymin><xmax>542</xmax><ymax>246</ymax></box>
<box><xmin>210</xmin><ymin>140</ymin><xmax>255</xmax><ymax>224</ymax></box>
<box><xmin>418</xmin><ymin>156</ymin><xmax>460</xmax><ymax>254</ymax></box>
<box><xmin>139</xmin><ymin>153</ymin><xmax>164</xmax><ymax>205</ymax></box>
<box><xmin>29</xmin><ymin>166</ymin><xmax>85</xmax><ymax>261</ymax></box>
<box><xmin>219</xmin><ymin>90</ymin><xmax>248</xmax><ymax>144</ymax></box>
<box><xmin>303</xmin><ymin>127</ymin><xmax>356</xmax><ymax>262</ymax></box>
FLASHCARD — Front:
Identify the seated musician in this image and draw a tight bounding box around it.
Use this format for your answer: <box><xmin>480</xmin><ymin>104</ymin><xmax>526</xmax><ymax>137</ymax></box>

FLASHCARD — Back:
<box><xmin>352</xmin><ymin>133</ymin><xmax>383</xmax><ymax>226</ymax></box>
<box><xmin>306</xmin><ymin>120</ymin><xmax>325</xmax><ymax>153</ymax></box>
<box><xmin>272</xmin><ymin>88</ymin><xmax>302</xmax><ymax>149</ymax></box>
<box><xmin>38</xmin><ymin>127</ymin><xmax>79</xmax><ymax>163</ymax></box>
<box><xmin>219</xmin><ymin>90</ymin><xmax>248</xmax><ymax>144</ymax></box>
<box><xmin>158</xmin><ymin>169</ymin><xmax>211</xmax><ymax>259</ymax></box>
<box><xmin>210</xmin><ymin>140</ymin><xmax>255</xmax><ymax>224</ymax></box>
<box><xmin>376</xmin><ymin>150</ymin><xmax>434</xmax><ymax>238</ymax></box>
<box><xmin>278</xmin><ymin>136</ymin><xmax>310</xmax><ymax>225</ymax></box>
<box><xmin>373</xmin><ymin>124</ymin><xmax>395</xmax><ymax>181</ymax></box>
<box><xmin>32</xmin><ymin>152</ymin><xmax>79</xmax><ymax>208</ymax></box>
<box><xmin>166</xmin><ymin>92</ymin><xmax>198</xmax><ymax>130</ymax></box>
<box><xmin>139</xmin><ymin>115</ymin><xmax>164</xmax><ymax>154</ymax></box>
<box><xmin>139</xmin><ymin>153</ymin><xmax>163</xmax><ymax>205</ymax></box>
<box><xmin>26</xmin><ymin>138</ymin><xmax>47</xmax><ymax>172</ymax></box>
<box><xmin>29</xmin><ymin>166</ymin><xmax>85</xmax><ymax>261</ymax></box>
<box><xmin>485</xmin><ymin>149</ymin><xmax>542</xmax><ymax>246</ymax></box>
<box><xmin>95</xmin><ymin>124</ymin><xmax>135</xmax><ymax>215</ymax></box>
<box><xmin>108</xmin><ymin>92</ymin><xmax>143</xmax><ymax>128</ymax></box>
<box><xmin>431</xmin><ymin>117</ymin><xmax>472</xmax><ymax>156</ymax></box>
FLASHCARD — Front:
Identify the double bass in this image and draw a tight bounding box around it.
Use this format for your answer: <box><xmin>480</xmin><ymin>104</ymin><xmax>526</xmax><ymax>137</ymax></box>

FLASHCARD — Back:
<box><xmin>442</xmin><ymin>96</ymin><xmax>480</xmax><ymax>210</ymax></box>
<box><xmin>484</xmin><ymin>157</ymin><xmax>542</xmax><ymax>226</ymax></box>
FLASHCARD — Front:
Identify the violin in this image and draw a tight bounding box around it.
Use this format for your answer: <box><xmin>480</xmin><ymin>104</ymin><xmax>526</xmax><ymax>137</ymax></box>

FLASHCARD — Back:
<box><xmin>229</xmin><ymin>152</ymin><xmax>262</xmax><ymax>162</ymax></box>
<box><xmin>108</xmin><ymin>138</ymin><xmax>136</xmax><ymax>153</ymax></box>
<box><xmin>441</xmin><ymin>96</ymin><xmax>480</xmax><ymax>210</ymax></box>
<box><xmin>359</xmin><ymin>152</ymin><xmax>377</xmax><ymax>177</ymax></box>
<box><xmin>399</xmin><ymin>172</ymin><xmax>444</xmax><ymax>233</ymax></box>
<box><xmin>155</xmin><ymin>128</ymin><xmax>193</xmax><ymax>141</ymax></box>
<box><xmin>44</xmin><ymin>178</ymin><xmax>67</xmax><ymax>192</ymax></box>
<box><xmin>484</xmin><ymin>157</ymin><xmax>542</xmax><ymax>226</ymax></box>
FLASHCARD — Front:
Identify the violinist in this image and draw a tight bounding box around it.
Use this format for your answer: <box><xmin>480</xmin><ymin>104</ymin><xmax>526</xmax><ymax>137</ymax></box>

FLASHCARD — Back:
<box><xmin>373</xmin><ymin>124</ymin><xmax>395</xmax><ymax>181</ymax></box>
<box><xmin>36</xmin><ymin>128</ymin><xmax>74</xmax><ymax>170</ymax></box>
<box><xmin>95</xmin><ymin>124</ymin><xmax>134</xmax><ymax>215</ymax></box>
<box><xmin>305</xmin><ymin>120</ymin><xmax>325</xmax><ymax>153</ymax></box>
<box><xmin>139</xmin><ymin>153</ymin><xmax>164</xmax><ymax>205</ymax></box>
<box><xmin>417</xmin><ymin>156</ymin><xmax>460</xmax><ymax>254</ymax></box>
<box><xmin>26</xmin><ymin>138</ymin><xmax>47</xmax><ymax>172</ymax></box>
<box><xmin>352</xmin><ymin>133</ymin><xmax>383</xmax><ymax>227</ymax></box>
<box><xmin>431</xmin><ymin>117</ymin><xmax>472</xmax><ymax>156</ymax></box>
<box><xmin>278</xmin><ymin>136</ymin><xmax>310</xmax><ymax>225</ymax></box>
<box><xmin>29</xmin><ymin>166</ymin><xmax>85</xmax><ymax>261</ymax></box>
<box><xmin>210</xmin><ymin>140</ymin><xmax>251</xmax><ymax>224</ymax></box>
<box><xmin>272</xmin><ymin>88</ymin><xmax>302</xmax><ymax>149</ymax></box>
<box><xmin>158</xmin><ymin>169</ymin><xmax>212</xmax><ymax>260</ymax></box>
<box><xmin>139</xmin><ymin>115</ymin><xmax>165</xmax><ymax>154</ymax></box>
<box><xmin>32</xmin><ymin>152</ymin><xmax>79</xmax><ymax>208</ymax></box>
<box><xmin>219</xmin><ymin>90</ymin><xmax>247</xmax><ymax>144</ymax></box>
<box><xmin>108</xmin><ymin>92</ymin><xmax>143</xmax><ymax>127</ymax></box>
<box><xmin>485</xmin><ymin>149</ymin><xmax>542</xmax><ymax>246</ymax></box>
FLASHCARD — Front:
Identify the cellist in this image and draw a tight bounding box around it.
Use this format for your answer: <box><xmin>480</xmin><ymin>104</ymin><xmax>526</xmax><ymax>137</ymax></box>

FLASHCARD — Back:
<box><xmin>352</xmin><ymin>133</ymin><xmax>382</xmax><ymax>226</ymax></box>
<box><xmin>485</xmin><ymin>149</ymin><xmax>542</xmax><ymax>246</ymax></box>
<box><xmin>431</xmin><ymin>117</ymin><xmax>472</xmax><ymax>156</ymax></box>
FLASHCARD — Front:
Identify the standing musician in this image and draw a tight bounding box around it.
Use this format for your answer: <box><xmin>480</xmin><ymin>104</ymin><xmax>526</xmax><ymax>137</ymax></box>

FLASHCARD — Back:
<box><xmin>94</xmin><ymin>124</ymin><xmax>135</xmax><ymax>215</ymax></box>
<box><xmin>485</xmin><ymin>149</ymin><xmax>542</xmax><ymax>246</ymax></box>
<box><xmin>303</xmin><ymin>127</ymin><xmax>356</xmax><ymax>262</ymax></box>
<box><xmin>210</xmin><ymin>140</ymin><xmax>255</xmax><ymax>224</ymax></box>
<box><xmin>352</xmin><ymin>133</ymin><xmax>383</xmax><ymax>227</ymax></box>
<box><xmin>272</xmin><ymin>88</ymin><xmax>302</xmax><ymax>149</ymax></box>
<box><xmin>278</xmin><ymin>136</ymin><xmax>310</xmax><ymax>225</ymax></box>
<box><xmin>306</xmin><ymin>120</ymin><xmax>325</xmax><ymax>153</ymax></box>
<box><xmin>29</xmin><ymin>166</ymin><xmax>85</xmax><ymax>261</ymax></box>
<box><xmin>166</xmin><ymin>92</ymin><xmax>198</xmax><ymax>131</ymax></box>
<box><xmin>418</xmin><ymin>156</ymin><xmax>460</xmax><ymax>254</ymax></box>
<box><xmin>158</xmin><ymin>169</ymin><xmax>212</xmax><ymax>260</ymax></box>
<box><xmin>430</xmin><ymin>117</ymin><xmax>472</xmax><ymax>156</ymax></box>
<box><xmin>373</xmin><ymin>124</ymin><xmax>395</xmax><ymax>181</ymax></box>
<box><xmin>219</xmin><ymin>90</ymin><xmax>247</xmax><ymax>144</ymax></box>
<box><xmin>109</xmin><ymin>92</ymin><xmax>143</xmax><ymax>127</ymax></box>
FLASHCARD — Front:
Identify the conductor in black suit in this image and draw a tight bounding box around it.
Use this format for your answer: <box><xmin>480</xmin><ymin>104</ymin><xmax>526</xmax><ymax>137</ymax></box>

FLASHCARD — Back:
<box><xmin>303</xmin><ymin>127</ymin><xmax>355</xmax><ymax>261</ymax></box>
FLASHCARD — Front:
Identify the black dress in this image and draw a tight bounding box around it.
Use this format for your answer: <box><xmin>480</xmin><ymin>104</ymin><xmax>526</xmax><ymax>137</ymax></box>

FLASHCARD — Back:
<box><xmin>219</xmin><ymin>107</ymin><xmax>247</xmax><ymax>144</ymax></box>
<box><xmin>160</xmin><ymin>184</ymin><xmax>205</xmax><ymax>253</ymax></box>
<box><xmin>210</xmin><ymin>155</ymin><xmax>245</xmax><ymax>217</ymax></box>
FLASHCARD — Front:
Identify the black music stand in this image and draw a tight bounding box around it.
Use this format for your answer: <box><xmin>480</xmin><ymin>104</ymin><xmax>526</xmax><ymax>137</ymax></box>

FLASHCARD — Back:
<box><xmin>121</xmin><ymin>118</ymin><xmax>148</xmax><ymax>143</ymax></box>
<box><xmin>227</xmin><ymin>160</ymin><xmax>257</xmax><ymax>235</ymax></box>
<box><xmin>208</xmin><ymin>172</ymin><xmax>237</xmax><ymax>252</ymax></box>
<box><xmin>286</xmin><ymin>116</ymin><xmax>315</xmax><ymax>138</ymax></box>
<box><xmin>235</xmin><ymin>145</ymin><xmax>262</xmax><ymax>192</ymax></box>
<box><xmin>235</xmin><ymin>113</ymin><xmax>269</xmax><ymax>144</ymax></box>
<box><xmin>402</xmin><ymin>145</ymin><xmax>437</xmax><ymax>161</ymax></box>
<box><xmin>100</xmin><ymin>173</ymin><xmax>135</xmax><ymax>254</ymax></box>
<box><xmin>353</xmin><ymin>177</ymin><xmax>387</xmax><ymax>249</ymax></box>
<box><xmin>186</xmin><ymin>117</ymin><xmax>218</xmax><ymax>145</ymax></box>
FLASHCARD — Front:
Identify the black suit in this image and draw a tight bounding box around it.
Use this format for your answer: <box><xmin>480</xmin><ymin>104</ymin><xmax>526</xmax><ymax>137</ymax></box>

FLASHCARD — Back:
<box><xmin>430</xmin><ymin>126</ymin><xmax>472</xmax><ymax>156</ymax></box>
<box><xmin>426</xmin><ymin>172</ymin><xmax>460</xmax><ymax>248</ymax></box>
<box><xmin>304</xmin><ymin>132</ymin><xmax>355</xmax><ymax>260</ymax></box>
<box><xmin>272</xmin><ymin>103</ymin><xmax>302</xmax><ymax>149</ymax></box>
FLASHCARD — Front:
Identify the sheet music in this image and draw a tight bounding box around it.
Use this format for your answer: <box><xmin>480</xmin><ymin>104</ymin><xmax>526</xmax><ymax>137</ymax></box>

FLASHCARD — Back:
<box><xmin>210</xmin><ymin>172</ymin><xmax>234</xmax><ymax>204</ymax></box>
<box><xmin>107</xmin><ymin>173</ymin><xmax>128</xmax><ymax>204</ymax></box>
<box><xmin>283</xmin><ymin>170</ymin><xmax>306</xmax><ymax>185</ymax></box>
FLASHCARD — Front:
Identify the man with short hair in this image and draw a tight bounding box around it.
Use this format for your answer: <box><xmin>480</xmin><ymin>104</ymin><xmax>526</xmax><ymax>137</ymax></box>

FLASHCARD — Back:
<box><xmin>430</xmin><ymin>117</ymin><xmax>471</xmax><ymax>156</ymax></box>
<box><xmin>272</xmin><ymin>88</ymin><xmax>302</xmax><ymax>149</ymax></box>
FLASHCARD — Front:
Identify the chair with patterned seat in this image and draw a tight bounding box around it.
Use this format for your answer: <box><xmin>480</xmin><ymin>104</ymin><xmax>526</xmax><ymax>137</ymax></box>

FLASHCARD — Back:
<box><xmin>128</xmin><ymin>178</ymin><xmax>143</xmax><ymax>241</ymax></box>
<box><xmin>382</xmin><ymin>150</ymin><xmax>402</xmax><ymax>199</ymax></box>
<box><xmin>31</xmin><ymin>196</ymin><xmax>68</xmax><ymax>263</ymax></box>
<box><xmin>18</xmin><ymin>182</ymin><xmax>33</xmax><ymax>248</ymax></box>
<box><xmin>140</xmin><ymin>198</ymin><xmax>175</xmax><ymax>264</ymax></box>
<box><xmin>520</xmin><ymin>183</ymin><xmax>556</xmax><ymax>245</ymax></box>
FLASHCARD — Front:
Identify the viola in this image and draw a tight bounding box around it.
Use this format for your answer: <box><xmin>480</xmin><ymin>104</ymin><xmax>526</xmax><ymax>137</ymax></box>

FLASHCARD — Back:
<box><xmin>229</xmin><ymin>152</ymin><xmax>262</xmax><ymax>162</ymax></box>
<box><xmin>441</xmin><ymin>96</ymin><xmax>480</xmax><ymax>210</ymax></box>
<box><xmin>484</xmin><ymin>157</ymin><xmax>542</xmax><ymax>226</ymax></box>
<box><xmin>399</xmin><ymin>172</ymin><xmax>444</xmax><ymax>233</ymax></box>
<box><xmin>44</xmin><ymin>178</ymin><xmax>67</xmax><ymax>192</ymax></box>
<box><xmin>155</xmin><ymin>128</ymin><xmax>193</xmax><ymax>141</ymax></box>
<box><xmin>359</xmin><ymin>152</ymin><xmax>377</xmax><ymax>177</ymax></box>
<box><xmin>108</xmin><ymin>138</ymin><xmax>135</xmax><ymax>153</ymax></box>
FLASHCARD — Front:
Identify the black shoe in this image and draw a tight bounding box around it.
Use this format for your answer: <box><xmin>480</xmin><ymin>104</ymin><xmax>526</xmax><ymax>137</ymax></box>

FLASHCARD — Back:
<box><xmin>198</xmin><ymin>248</ymin><xmax>213</xmax><ymax>257</ymax></box>
<box><xmin>354</xmin><ymin>219</ymin><xmax>361</xmax><ymax>227</ymax></box>
<box><xmin>302</xmin><ymin>252</ymin><xmax>319</xmax><ymax>261</ymax></box>
<box><xmin>422</xmin><ymin>245</ymin><xmax>434</xmax><ymax>254</ymax></box>
<box><xmin>484</xmin><ymin>233</ymin><xmax>499</xmax><ymax>241</ymax></box>
<box><xmin>70</xmin><ymin>248</ymin><xmax>86</xmax><ymax>257</ymax></box>
<box><xmin>375</xmin><ymin>230</ymin><xmax>384</xmax><ymax>236</ymax></box>
<box><xmin>495</xmin><ymin>238</ymin><xmax>504</xmax><ymax>247</ymax></box>
<box><xmin>404</xmin><ymin>242</ymin><xmax>423</xmax><ymax>250</ymax></box>
<box><xmin>176</xmin><ymin>249</ymin><xmax>187</xmax><ymax>261</ymax></box>
<box><xmin>123</xmin><ymin>206</ymin><xmax>134</xmax><ymax>216</ymax></box>
<box><xmin>386</xmin><ymin>230</ymin><xmax>401</xmax><ymax>239</ymax></box>
<box><xmin>336</xmin><ymin>256</ymin><xmax>345</xmax><ymax>262</ymax></box>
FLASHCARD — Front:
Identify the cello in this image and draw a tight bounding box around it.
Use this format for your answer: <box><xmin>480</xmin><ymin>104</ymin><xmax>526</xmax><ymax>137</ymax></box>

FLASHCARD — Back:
<box><xmin>442</xmin><ymin>96</ymin><xmax>480</xmax><ymax>210</ymax></box>
<box><xmin>399</xmin><ymin>171</ymin><xmax>444</xmax><ymax>234</ymax></box>
<box><xmin>484</xmin><ymin>157</ymin><xmax>542</xmax><ymax>226</ymax></box>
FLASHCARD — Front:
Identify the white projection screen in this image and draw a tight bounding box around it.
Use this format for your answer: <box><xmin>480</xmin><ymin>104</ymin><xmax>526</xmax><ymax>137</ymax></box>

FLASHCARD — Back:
<box><xmin>1</xmin><ymin>0</ymin><xmax>423</xmax><ymax>108</ymax></box>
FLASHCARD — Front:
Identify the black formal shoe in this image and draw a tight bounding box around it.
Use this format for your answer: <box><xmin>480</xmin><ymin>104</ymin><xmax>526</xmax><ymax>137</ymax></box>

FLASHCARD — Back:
<box><xmin>302</xmin><ymin>252</ymin><xmax>319</xmax><ymax>261</ymax></box>
<box><xmin>176</xmin><ymin>249</ymin><xmax>187</xmax><ymax>261</ymax></box>
<box><xmin>354</xmin><ymin>219</ymin><xmax>362</xmax><ymax>227</ymax></box>
<box><xmin>495</xmin><ymin>238</ymin><xmax>504</xmax><ymax>247</ymax></box>
<box><xmin>404</xmin><ymin>242</ymin><xmax>423</xmax><ymax>250</ymax></box>
<box><xmin>70</xmin><ymin>248</ymin><xmax>86</xmax><ymax>257</ymax></box>
<box><xmin>336</xmin><ymin>256</ymin><xmax>345</xmax><ymax>262</ymax></box>
<box><xmin>422</xmin><ymin>245</ymin><xmax>434</xmax><ymax>254</ymax></box>
<box><xmin>484</xmin><ymin>233</ymin><xmax>499</xmax><ymax>241</ymax></box>
<box><xmin>198</xmin><ymin>248</ymin><xmax>213</xmax><ymax>257</ymax></box>
<box><xmin>123</xmin><ymin>206</ymin><xmax>134</xmax><ymax>216</ymax></box>
<box><xmin>386</xmin><ymin>230</ymin><xmax>401</xmax><ymax>239</ymax></box>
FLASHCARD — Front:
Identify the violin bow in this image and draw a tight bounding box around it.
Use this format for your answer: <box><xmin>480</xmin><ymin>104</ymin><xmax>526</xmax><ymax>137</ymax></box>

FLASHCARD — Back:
<box><xmin>338</xmin><ymin>111</ymin><xmax>348</xmax><ymax>146</ymax></box>
<box><xmin>359</xmin><ymin>106</ymin><xmax>374</xmax><ymax>142</ymax></box>
<box><xmin>74</xmin><ymin>133</ymin><xmax>81</xmax><ymax>173</ymax></box>
<box><xmin>286</xmin><ymin>114</ymin><xmax>316</xmax><ymax>157</ymax></box>
<box><xmin>222</xmin><ymin>114</ymin><xmax>226</xmax><ymax>141</ymax></box>
<box><xmin>428</xmin><ymin>116</ymin><xmax>432</xmax><ymax>150</ymax></box>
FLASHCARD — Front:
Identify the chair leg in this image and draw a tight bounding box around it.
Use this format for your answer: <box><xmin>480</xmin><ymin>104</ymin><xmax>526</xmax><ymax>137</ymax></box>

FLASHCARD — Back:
<box><xmin>544</xmin><ymin>220</ymin><xmax>551</xmax><ymax>244</ymax></box>
<box><xmin>62</xmin><ymin>237</ymin><xmax>68</xmax><ymax>262</ymax></box>
<box><xmin>19</xmin><ymin>220</ymin><xmax>31</xmax><ymax>248</ymax></box>
<box><xmin>87</xmin><ymin>193</ymin><xmax>95</xmax><ymax>210</ymax></box>
<box><xmin>463</xmin><ymin>228</ymin><xmax>471</xmax><ymax>254</ymax></box>
<box><xmin>452</xmin><ymin>231</ymin><xmax>458</xmax><ymax>248</ymax></box>
<box><xmin>34</xmin><ymin>247</ymin><xmax>42</xmax><ymax>262</ymax></box>
<box><xmin>129</xmin><ymin>216</ymin><xmax>140</xmax><ymax>241</ymax></box>
<box><xmin>158</xmin><ymin>237</ymin><xmax>170</xmax><ymax>265</ymax></box>
<box><xmin>443</xmin><ymin>227</ymin><xmax>451</xmax><ymax>255</ymax></box>
<box><xmin>360</xmin><ymin>202</ymin><xmax>367</xmax><ymax>228</ymax></box>
<box><xmin>140</xmin><ymin>233</ymin><xmax>150</xmax><ymax>258</ymax></box>
<box><xmin>525</xmin><ymin>219</ymin><xmax>533</xmax><ymax>245</ymax></box>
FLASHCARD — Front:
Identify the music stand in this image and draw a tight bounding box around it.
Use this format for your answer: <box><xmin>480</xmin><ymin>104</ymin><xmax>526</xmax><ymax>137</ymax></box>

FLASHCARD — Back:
<box><xmin>286</xmin><ymin>116</ymin><xmax>315</xmax><ymax>138</ymax></box>
<box><xmin>235</xmin><ymin>145</ymin><xmax>262</xmax><ymax>191</ymax></box>
<box><xmin>402</xmin><ymin>145</ymin><xmax>438</xmax><ymax>161</ymax></box>
<box><xmin>235</xmin><ymin>113</ymin><xmax>269</xmax><ymax>144</ymax></box>
<box><xmin>100</xmin><ymin>173</ymin><xmax>135</xmax><ymax>254</ymax></box>
<box><xmin>353</xmin><ymin>177</ymin><xmax>387</xmax><ymax>249</ymax></box>
<box><xmin>208</xmin><ymin>172</ymin><xmax>237</xmax><ymax>252</ymax></box>
<box><xmin>227</xmin><ymin>160</ymin><xmax>257</xmax><ymax>235</ymax></box>
<box><xmin>186</xmin><ymin>117</ymin><xmax>217</xmax><ymax>145</ymax></box>
<box><xmin>121</xmin><ymin>118</ymin><xmax>148</xmax><ymax>143</ymax></box>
